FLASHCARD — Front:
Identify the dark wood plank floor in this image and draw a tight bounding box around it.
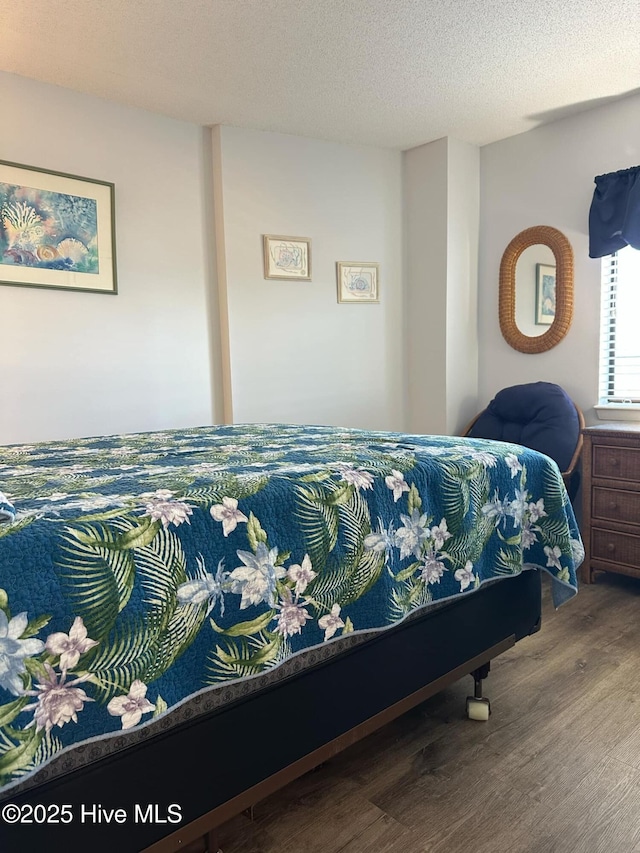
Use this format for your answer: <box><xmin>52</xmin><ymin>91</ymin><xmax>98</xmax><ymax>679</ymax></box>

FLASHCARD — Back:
<box><xmin>204</xmin><ymin>573</ymin><xmax>640</xmax><ymax>853</ymax></box>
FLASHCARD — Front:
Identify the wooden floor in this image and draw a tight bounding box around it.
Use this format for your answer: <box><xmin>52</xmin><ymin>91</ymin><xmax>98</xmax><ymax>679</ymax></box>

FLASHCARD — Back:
<box><xmin>204</xmin><ymin>573</ymin><xmax>640</xmax><ymax>853</ymax></box>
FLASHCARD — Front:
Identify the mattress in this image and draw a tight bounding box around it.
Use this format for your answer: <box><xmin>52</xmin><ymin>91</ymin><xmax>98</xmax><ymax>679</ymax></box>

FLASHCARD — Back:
<box><xmin>0</xmin><ymin>423</ymin><xmax>582</xmax><ymax>794</ymax></box>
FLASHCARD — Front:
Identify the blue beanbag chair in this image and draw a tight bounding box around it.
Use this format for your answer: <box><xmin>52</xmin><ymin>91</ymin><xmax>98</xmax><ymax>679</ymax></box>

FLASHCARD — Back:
<box><xmin>468</xmin><ymin>382</ymin><xmax>579</xmax><ymax>473</ymax></box>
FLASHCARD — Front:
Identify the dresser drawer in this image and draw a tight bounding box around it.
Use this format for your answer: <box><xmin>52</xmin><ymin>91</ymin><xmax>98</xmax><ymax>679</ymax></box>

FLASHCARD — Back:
<box><xmin>592</xmin><ymin>486</ymin><xmax>640</xmax><ymax>525</ymax></box>
<box><xmin>591</xmin><ymin>527</ymin><xmax>640</xmax><ymax>568</ymax></box>
<box><xmin>593</xmin><ymin>445</ymin><xmax>640</xmax><ymax>482</ymax></box>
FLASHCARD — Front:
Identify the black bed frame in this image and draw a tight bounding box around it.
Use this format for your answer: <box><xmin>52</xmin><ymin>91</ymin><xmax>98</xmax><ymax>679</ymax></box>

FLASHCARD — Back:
<box><xmin>0</xmin><ymin>570</ymin><xmax>542</xmax><ymax>853</ymax></box>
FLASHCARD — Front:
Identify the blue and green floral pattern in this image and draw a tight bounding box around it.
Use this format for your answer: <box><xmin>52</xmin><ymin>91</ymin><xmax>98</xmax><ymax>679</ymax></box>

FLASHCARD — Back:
<box><xmin>0</xmin><ymin>424</ymin><xmax>582</xmax><ymax>791</ymax></box>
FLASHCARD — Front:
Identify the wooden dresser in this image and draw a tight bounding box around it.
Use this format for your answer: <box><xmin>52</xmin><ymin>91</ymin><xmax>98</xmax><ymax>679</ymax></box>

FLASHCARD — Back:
<box><xmin>581</xmin><ymin>422</ymin><xmax>640</xmax><ymax>583</ymax></box>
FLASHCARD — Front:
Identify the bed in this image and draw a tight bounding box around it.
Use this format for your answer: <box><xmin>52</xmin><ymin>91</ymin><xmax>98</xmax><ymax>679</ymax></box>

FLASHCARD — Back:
<box><xmin>0</xmin><ymin>423</ymin><xmax>582</xmax><ymax>851</ymax></box>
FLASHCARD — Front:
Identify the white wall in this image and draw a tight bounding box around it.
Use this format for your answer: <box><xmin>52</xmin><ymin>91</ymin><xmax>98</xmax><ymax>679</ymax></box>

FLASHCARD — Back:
<box><xmin>0</xmin><ymin>71</ymin><xmax>219</xmax><ymax>444</ymax></box>
<box><xmin>404</xmin><ymin>137</ymin><xmax>479</xmax><ymax>436</ymax></box>
<box><xmin>445</xmin><ymin>138</ymin><xmax>480</xmax><ymax>434</ymax></box>
<box><xmin>5</xmin><ymin>70</ymin><xmax>636</xmax><ymax>447</ymax></box>
<box><xmin>214</xmin><ymin>126</ymin><xmax>404</xmax><ymax>431</ymax></box>
<box><xmin>404</xmin><ymin>138</ymin><xmax>448</xmax><ymax>435</ymax></box>
<box><xmin>479</xmin><ymin>92</ymin><xmax>640</xmax><ymax>423</ymax></box>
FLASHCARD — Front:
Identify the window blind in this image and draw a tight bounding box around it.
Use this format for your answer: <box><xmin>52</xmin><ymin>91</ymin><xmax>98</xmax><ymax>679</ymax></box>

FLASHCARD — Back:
<box><xmin>599</xmin><ymin>247</ymin><xmax>640</xmax><ymax>404</ymax></box>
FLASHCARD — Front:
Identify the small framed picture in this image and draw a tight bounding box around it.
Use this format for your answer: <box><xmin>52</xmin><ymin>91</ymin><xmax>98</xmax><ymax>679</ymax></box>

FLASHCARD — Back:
<box><xmin>263</xmin><ymin>235</ymin><xmax>311</xmax><ymax>280</ymax></box>
<box><xmin>535</xmin><ymin>263</ymin><xmax>556</xmax><ymax>325</ymax></box>
<box><xmin>536</xmin><ymin>264</ymin><xmax>556</xmax><ymax>326</ymax></box>
<box><xmin>336</xmin><ymin>262</ymin><xmax>379</xmax><ymax>303</ymax></box>
<box><xmin>0</xmin><ymin>159</ymin><xmax>116</xmax><ymax>294</ymax></box>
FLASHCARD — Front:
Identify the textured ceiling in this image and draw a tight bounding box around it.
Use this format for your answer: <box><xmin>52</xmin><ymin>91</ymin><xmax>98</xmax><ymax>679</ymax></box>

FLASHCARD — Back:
<box><xmin>1</xmin><ymin>0</ymin><xmax>639</xmax><ymax>149</ymax></box>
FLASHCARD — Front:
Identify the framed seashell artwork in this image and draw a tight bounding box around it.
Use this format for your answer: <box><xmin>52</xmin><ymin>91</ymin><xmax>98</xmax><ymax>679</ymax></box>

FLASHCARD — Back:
<box><xmin>0</xmin><ymin>160</ymin><xmax>116</xmax><ymax>294</ymax></box>
<box><xmin>263</xmin><ymin>234</ymin><xmax>311</xmax><ymax>281</ymax></box>
<box><xmin>336</xmin><ymin>261</ymin><xmax>379</xmax><ymax>303</ymax></box>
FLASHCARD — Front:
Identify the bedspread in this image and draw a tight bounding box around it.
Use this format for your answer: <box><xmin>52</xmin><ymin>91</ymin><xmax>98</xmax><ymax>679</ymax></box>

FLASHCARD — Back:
<box><xmin>0</xmin><ymin>424</ymin><xmax>582</xmax><ymax>792</ymax></box>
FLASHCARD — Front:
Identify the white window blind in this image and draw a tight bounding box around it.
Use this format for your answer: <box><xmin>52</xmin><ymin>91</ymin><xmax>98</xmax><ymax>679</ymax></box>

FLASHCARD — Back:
<box><xmin>599</xmin><ymin>246</ymin><xmax>640</xmax><ymax>404</ymax></box>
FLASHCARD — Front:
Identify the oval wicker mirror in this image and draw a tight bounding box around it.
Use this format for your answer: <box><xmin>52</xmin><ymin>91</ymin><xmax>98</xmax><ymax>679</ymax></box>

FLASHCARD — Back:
<box><xmin>499</xmin><ymin>226</ymin><xmax>574</xmax><ymax>354</ymax></box>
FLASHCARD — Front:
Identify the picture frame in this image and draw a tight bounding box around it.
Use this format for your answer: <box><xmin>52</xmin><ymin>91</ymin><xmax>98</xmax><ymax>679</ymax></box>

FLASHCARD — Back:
<box><xmin>0</xmin><ymin>159</ymin><xmax>116</xmax><ymax>294</ymax></box>
<box><xmin>535</xmin><ymin>263</ymin><xmax>556</xmax><ymax>325</ymax></box>
<box><xmin>263</xmin><ymin>235</ymin><xmax>311</xmax><ymax>280</ymax></box>
<box><xmin>336</xmin><ymin>262</ymin><xmax>379</xmax><ymax>303</ymax></box>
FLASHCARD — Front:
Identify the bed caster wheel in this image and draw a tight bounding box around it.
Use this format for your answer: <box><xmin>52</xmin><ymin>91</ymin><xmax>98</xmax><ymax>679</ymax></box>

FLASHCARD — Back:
<box><xmin>466</xmin><ymin>696</ymin><xmax>491</xmax><ymax>721</ymax></box>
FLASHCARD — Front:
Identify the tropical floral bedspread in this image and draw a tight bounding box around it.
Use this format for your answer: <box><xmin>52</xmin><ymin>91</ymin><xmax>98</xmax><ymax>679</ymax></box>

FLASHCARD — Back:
<box><xmin>0</xmin><ymin>423</ymin><xmax>582</xmax><ymax>792</ymax></box>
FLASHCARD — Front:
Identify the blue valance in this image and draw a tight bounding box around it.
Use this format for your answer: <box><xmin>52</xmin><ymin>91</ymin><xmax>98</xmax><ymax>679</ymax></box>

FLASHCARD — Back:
<box><xmin>589</xmin><ymin>165</ymin><xmax>640</xmax><ymax>258</ymax></box>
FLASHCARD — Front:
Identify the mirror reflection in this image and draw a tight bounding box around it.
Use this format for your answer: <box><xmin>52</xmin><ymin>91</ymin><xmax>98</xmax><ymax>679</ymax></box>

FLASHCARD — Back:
<box><xmin>515</xmin><ymin>244</ymin><xmax>556</xmax><ymax>337</ymax></box>
<box><xmin>499</xmin><ymin>224</ymin><xmax>573</xmax><ymax>354</ymax></box>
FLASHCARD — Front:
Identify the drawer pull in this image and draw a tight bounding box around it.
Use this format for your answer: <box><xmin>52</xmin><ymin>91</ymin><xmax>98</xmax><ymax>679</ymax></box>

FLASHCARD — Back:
<box><xmin>609</xmin><ymin>501</ymin><xmax>618</xmax><ymax>510</ymax></box>
<box><xmin>607</xmin><ymin>542</ymin><xmax>616</xmax><ymax>552</ymax></box>
<box><xmin>608</xmin><ymin>457</ymin><xmax>619</xmax><ymax>466</ymax></box>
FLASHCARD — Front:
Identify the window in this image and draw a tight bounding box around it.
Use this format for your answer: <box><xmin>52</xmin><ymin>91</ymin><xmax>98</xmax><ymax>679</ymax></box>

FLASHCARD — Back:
<box><xmin>599</xmin><ymin>246</ymin><xmax>640</xmax><ymax>404</ymax></box>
